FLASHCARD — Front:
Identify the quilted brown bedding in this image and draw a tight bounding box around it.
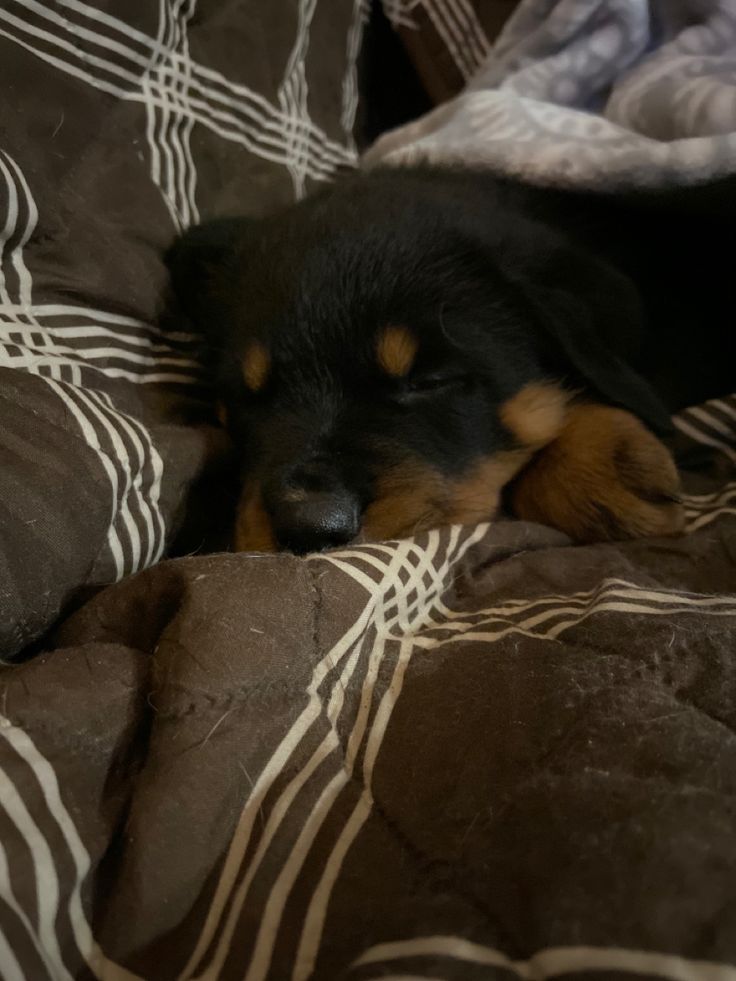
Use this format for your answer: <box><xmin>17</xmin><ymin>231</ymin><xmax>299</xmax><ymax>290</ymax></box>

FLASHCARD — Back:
<box><xmin>1</xmin><ymin>2</ymin><xmax>736</xmax><ymax>979</ymax></box>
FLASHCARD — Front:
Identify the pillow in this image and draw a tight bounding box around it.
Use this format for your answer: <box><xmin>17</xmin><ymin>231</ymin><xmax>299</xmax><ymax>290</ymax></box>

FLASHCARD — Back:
<box><xmin>0</xmin><ymin>0</ymin><xmax>367</xmax><ymax>659</ymax></box>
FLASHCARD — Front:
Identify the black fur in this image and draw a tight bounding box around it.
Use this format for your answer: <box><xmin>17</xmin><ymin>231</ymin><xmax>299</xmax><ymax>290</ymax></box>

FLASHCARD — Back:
<box><xmin>165</xmin><ymin>165</ymin><xmax>735</xmax><ymax>550</ymax></box>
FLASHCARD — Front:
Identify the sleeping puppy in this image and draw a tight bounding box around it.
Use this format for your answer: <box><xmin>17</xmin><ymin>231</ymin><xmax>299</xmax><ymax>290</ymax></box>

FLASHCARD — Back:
<box><xmin>166</xmin><ymin>166</ymin><xmax>734</xmax><ymax>553</ymax></box>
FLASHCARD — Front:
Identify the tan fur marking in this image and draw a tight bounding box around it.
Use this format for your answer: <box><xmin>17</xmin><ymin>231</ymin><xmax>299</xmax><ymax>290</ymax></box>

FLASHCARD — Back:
<box><xmin>510</xmin><ymin>404</ymin><xmax>685</xmax><ymax>543</ymax></box>
<box><xmin>445</xmin><ymin>449</ymin><xmax>535</xmax><ymax>525</ymax></box>
<box><xmin>216</xmin><ymin>401</ymin><xmax>227</xmax><ymax>427</ymax></box>
<box><xmin>361</xmin><ymin>463</ymin><xmax>446</xmax><ymax>542</ymax></box>
<box><xmin>234</xmin><ymin>484</ymin><xmax>277</xmax><ymax>552</ymax></box>
<box><xmin>376</xmin><ymin>325</ymin><xmax>418</xmax><ymax>378</ymax></box>
<box><xmin>242</xmin><ymin>341</ymin><xmax>270</xmax><ymax>392</ymax></box>
<box><xmin>234</xmin><ymin>449</ymin><xmax>540</xmax><ymax>551</ymax></box>
<box><xmin>361</xmin><ymin>449</ymin><xmax>535</xmax><ymax>542</ymax></box>
<box><xmin>500</xmin><ymin>382</ymin><xmax>570</xmax><ymax>447</ymax></box>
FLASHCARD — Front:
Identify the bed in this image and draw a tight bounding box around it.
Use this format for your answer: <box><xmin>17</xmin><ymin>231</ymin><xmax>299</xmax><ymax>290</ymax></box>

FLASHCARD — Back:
<box><xmin>1</xmin><ymin>2</ymin><xmax>735</xmax><ymax>978</ymax></box>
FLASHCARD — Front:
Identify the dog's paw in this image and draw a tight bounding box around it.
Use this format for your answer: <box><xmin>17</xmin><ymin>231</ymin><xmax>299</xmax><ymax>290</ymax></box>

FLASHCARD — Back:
<box><xmin>509</xmin><ymin>404</ymin><xmax>685</xmax><ymax>543</ymax></box>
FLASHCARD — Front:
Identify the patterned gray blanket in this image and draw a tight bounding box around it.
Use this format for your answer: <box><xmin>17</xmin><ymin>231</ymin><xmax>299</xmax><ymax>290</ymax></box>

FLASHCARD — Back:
<box><xmin>368</xmin><ymin>0</ymin><xmax>736</xmax><ymax>188</ymax></box>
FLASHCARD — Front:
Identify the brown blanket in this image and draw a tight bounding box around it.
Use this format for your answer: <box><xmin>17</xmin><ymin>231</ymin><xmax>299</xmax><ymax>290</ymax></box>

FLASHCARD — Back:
<box><xmin>3</xmin><ymin>402</ymin><xmax>736</xmax><ymax>978</ymax></box>
<box><xmin>1</xmin><ymin>2</ymin><xmax>736</xmax><ymax>978</ymax></box>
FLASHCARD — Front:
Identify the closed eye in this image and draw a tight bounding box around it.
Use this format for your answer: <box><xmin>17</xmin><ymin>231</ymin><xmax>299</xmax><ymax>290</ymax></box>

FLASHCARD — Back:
<box><xmin>394</xmin><ymin>373</ymin><xmax>468</xmax><ymax>401</ymax></box>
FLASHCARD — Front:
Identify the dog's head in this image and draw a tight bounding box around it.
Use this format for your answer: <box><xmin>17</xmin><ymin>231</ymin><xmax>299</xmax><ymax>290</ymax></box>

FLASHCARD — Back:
<box><xmin>167</xmin><ymin>167</ymin><xmax>669</xmax><ymax>552</ymax></box>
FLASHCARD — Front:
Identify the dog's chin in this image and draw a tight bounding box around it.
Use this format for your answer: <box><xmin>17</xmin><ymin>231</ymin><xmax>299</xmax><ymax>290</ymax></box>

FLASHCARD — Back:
<box><xmin>232</xmin><ymin>449</ymin><xmax>535</xmax><ymax>554</ymax></box>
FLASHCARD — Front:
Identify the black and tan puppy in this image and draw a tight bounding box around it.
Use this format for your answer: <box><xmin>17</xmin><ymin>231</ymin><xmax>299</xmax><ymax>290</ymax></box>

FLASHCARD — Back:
<box><xmin>166</xmin><ymin>166</ymin><xmax>734</xmax><ymax>552</ymax></box>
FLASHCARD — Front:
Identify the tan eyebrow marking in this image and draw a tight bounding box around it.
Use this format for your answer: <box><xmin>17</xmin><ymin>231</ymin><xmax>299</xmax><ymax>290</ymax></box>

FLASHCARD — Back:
<box><xmin>376</xmin><ymin>325</ymin><xmax>419</xmax><ymax>378</ymax></box>
<box><xmin>242</xmin><ymin>341</ymin><xmax>270</xmax><ymax>392</ymax></box>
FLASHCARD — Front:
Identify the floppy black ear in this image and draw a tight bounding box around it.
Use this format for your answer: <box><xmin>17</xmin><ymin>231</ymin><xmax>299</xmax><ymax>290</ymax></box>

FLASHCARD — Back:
<box><xmin>164</xmin><ymin>217</ymin><xmax>258</xmax><ymax>338</ymax></box>
<box><xmin>509</xmin><ymin>244</ymin><xmax>673</xmax><ymax>436</ymax></box>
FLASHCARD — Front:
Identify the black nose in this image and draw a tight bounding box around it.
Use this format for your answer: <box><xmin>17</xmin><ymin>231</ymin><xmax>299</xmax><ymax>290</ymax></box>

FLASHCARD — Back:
<box><xmin>270</xmin><ymin>488</ymin><xmax>360</xmax><ymax>554</ymax></box>
<box><xmin>266</xmin><ymin>457</ymin><xmax>361</xmax><ymax>553</ymax></box>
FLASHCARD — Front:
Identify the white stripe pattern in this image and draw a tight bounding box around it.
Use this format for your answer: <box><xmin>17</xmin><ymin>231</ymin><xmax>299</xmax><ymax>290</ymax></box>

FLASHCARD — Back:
<box><xmin>143</xmin><ymin>0</ymin><xmax>199</xmax><ymax>229</ymax></box>
<box><xmin>352</xmin><ymin>935</ymin><xmax>736</xmax><ymax>981</ymax></box>
<box><xmin>181</xmin><ymin>526</ymin><xmax>486</xmax><ymax>979</ymax></box>
<box><xmin>278</xmin><ymin>0</ymin><xmax>319</xmax><ymax>200</ymax></box>
<box><xmin>682</xmin><ymin>481</ymin><xmax>736</xmax><ymax>531</ymax></box>
<box><xmin>285</xmin><ymin>568</ymin><xmax>736</xmax><ymax>979</ymax></box>
<box><xmin>0</xmin><ymin>715</ymin><xmax>139</xmax><ymax>981</ymax></box>
<box><xmin>0</xmin><ymin>149</ymin><xmax>170</xmax><ymax>580</ymax></box>
<box><xmin>341</xmin><ymin>0</ymin><xmax>371</xmax><ymax>148</ymax></box>
<box><xmin>1</xmin><ymin>0</ymin><xmax>356</xmax><ymax>184</ymax></box>
<box><xmin>410</xmin><ymin>576</ymin><xmax>736</xmax><ymax>649</ymax></box>
<box><xmin>381</xmin><ymin>0</ymin><xmax>421</xmax><ymax>31</ymax></box>
<box><xmin>421</xmin><ymin>0</ymin><xmax>489</xmax><ymax>80</ymax></box>
<box><xmin>381</xmin><ymin>0</ymin><xmax>489</xmax><ymax>76</ymax></box>
<box><xmin>674</xmin><ymin>401</ymin><xmax>736</xmax><ymax>465</ymax></box>
<box><xmin>0</xmin><ymin>325</ymin><xmax>198</xmax><ymax>383</ymax></box>
<box><xmin>0</xmin><ymin>154</ymin><xmax>200</xmax><ymax>388</ymax></box>
<box><xmin>182</xmin><ymin>525</ymin><xmax>736</xmax><ymax>980</ymax></box>
<box><xmin>672</xmin><ymin>397</ymin><xmax>736</xmax><ymax>530</ymax></box>
<box><xmin>250</xmin><ymin>531</ymin><xmax>479</xmax><ymax>981</ymax></box>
